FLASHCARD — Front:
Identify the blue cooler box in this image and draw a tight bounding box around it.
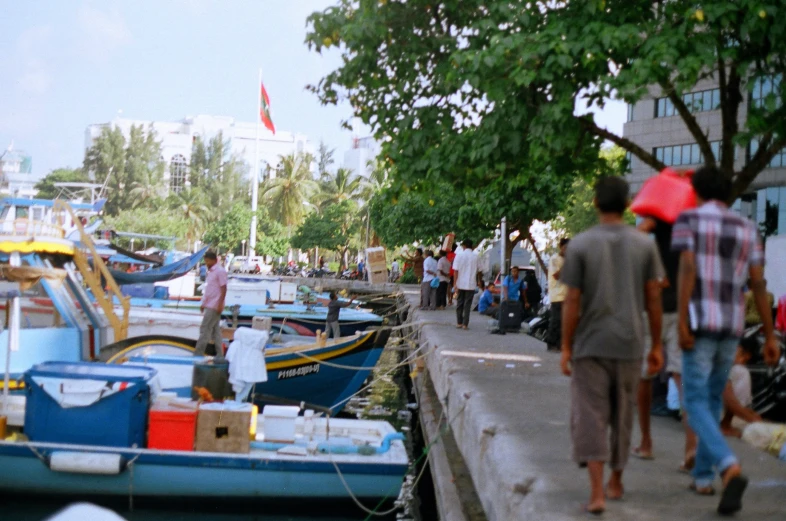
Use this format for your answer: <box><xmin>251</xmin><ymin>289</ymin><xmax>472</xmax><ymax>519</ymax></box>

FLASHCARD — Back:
<box><xmin>24</xmin><ymin>362</ymin><xmax>157</xmax><ymax>448</ymax></box>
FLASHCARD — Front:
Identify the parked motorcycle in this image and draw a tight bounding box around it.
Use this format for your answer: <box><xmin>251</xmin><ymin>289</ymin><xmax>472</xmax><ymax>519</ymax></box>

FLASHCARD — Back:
<box><xmin>527</xmin><ymin>303</ymin><xmax>550</xmax><ymax>341</ymax></box>
<box><xmin>743</xmin><ymin>325</ymin><xmax>786</xmax><ymax>422</ymax></box>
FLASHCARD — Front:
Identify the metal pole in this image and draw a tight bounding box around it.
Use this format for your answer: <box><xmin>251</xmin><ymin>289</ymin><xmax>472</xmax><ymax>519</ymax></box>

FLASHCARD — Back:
<box><xmin>500</xmin><ymin>216</ymin><xmax>507</xmax><ymax>277</ymax></box>
<box><xmin>250</xmin><ymin>69</ymin><xmax>261</xmax><ymax>256</ymax></box>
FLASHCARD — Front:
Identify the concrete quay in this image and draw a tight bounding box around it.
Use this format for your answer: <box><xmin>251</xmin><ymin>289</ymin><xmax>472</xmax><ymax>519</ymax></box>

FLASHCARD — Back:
<box><xmin>404</xmin><ymin>293</ymin><xmax>786</xmax><ymax>521</ymax></box>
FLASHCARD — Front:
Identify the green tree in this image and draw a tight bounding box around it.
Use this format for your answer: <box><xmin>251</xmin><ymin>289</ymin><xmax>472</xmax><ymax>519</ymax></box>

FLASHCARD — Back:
<box><xmin>103</xmin><ymin>208</ymin><xmax>189</xmax><ymax>250</ymax></box>
<box><xmin>261</xmin><ymin>153</ymin><xmax>318</xmax><ymax>229</ymax></box>
<box><xmin>203</xmin><ymin>202</ymin><xmax>253</xmax><ymax>254</ymax></box>
<box><xmin>317</xmin><ymin>167</ymin><xmax>364</xmax><ymax>209</ymax></box>
<box><xmin>167</xmin><ymin>188</ymin><xmax>211</xmax><ymax>249</ymax></box>
<box><xmin>307</xmin><ymin>1</ymin><xmax>601</xmax><ymax>255</ymax></box>
<box><xmin>290</xmin><ymin>200</ymin><xmax>360</xmax><ymax>269</ymax></box>
<box><xmin>316</xmin><ymin>141</ymin><xmax>336</xmax><ymax>178</ymax></box>
<box><xmin>83</xmin><ymin>124</ymin><xmax>165</xmax><ymax>215</ymax></box>
<box><xmin>34</xmin><ymin>168</ymin><xmax>90</xmax><ymax>199</ymax></box>
<box><xmin>312</xmin><ymin>1</ymin><xmax>785</xmax><ymax>202</ymax></box>
<box><xmin>369</xmin><ymin>182</ymin><xmax>488</xmax><ymax>248</ymax></box>
<box><xmin>189</xmin><ymin>132</ymin><xmax>249</xmax><ymax>213</ymax></box>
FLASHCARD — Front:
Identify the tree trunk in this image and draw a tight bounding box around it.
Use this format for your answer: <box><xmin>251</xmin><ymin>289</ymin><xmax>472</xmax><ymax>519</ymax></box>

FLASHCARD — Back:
<box><xmin>526</xmin><ymin>230</ymin><xmax>548</xmax><ymax>273</ymax></box>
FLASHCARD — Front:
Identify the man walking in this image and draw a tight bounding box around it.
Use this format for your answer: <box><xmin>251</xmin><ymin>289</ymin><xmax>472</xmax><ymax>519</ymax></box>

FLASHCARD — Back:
<box><xmin>452</xmin><ymin>239</ymin><xmax>479</xmax><ymax>329</ymax></box>
<box><xmin>195</xmin><ymin>250</ymin><xmax>228</xmax><ymax>359</ymax></box>
<box><xmin>672</xmin><ymin>165</ymin><xmax>779</xmax><ymax>515</ymax></box>
<box><xmin>421</xmin><ymin>250</ymin><xmax>438</xmax><ymax>310</ymax></box>
<box><xmin>325</xmin><ymin>292</ymin><xmax>355</xmax><ymax>339</ymax></box>
<box><xmin>547</xmin><ymin>238</ymin><xmax>569</xmax><ymax>352</ymax></box>
<box><xmin>632</xmin><ymin>215</ymin><xmax>696</xmax><ymax>464</ymax></box>
<box><xmin>560</xmin><ymin>177</ymin><xmax>664</xmax><ymax>515</ymax></box>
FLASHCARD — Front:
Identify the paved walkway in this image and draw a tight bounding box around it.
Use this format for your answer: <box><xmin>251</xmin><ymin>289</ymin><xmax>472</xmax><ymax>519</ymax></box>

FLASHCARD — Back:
<box><xmin>408</xmin><ymin>296</ymin><xmax>786</xmax><ymax>521</ymax></box>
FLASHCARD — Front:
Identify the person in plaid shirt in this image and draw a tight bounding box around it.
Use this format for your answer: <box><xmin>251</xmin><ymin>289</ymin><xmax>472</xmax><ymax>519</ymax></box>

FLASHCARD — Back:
<box><xmin>672</xmin><ymin>165</ymin><xmax>780</xmax><ymax>515</ymax></box>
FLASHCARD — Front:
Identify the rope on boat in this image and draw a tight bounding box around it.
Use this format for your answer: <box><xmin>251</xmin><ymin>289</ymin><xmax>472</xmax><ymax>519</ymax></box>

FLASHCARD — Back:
<box><xmin>126</xmin><ymin>452</ymin><xmax>141</xmax><ymax>511</ymax></box>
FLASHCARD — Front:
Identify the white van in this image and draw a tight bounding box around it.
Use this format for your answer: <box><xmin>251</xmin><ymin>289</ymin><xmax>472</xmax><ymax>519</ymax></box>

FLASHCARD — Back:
<box><xmin>229</xmin><ymin>256</ymin><xmax>272</xmax><ymax>274</ymax></box>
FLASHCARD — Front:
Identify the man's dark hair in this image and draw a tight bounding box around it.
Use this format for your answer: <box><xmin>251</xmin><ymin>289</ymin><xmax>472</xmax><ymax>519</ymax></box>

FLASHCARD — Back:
<box><xmin>559</xmin><ymin>238</ymin><xmax>570</xmax><ymax>247</ymax></box>
<box><xmin>417</xmin><ymin>248</ymin><xmax>423</xmax><ymax>255</ymax></box>
<box><xmin>462</xmin><ymin>239</ymin><xmax>474</xmax><ymax>248</ymax></box>
<box><xmin>691</xmin><ymin>165</ymin><xmax>732</xmax><ymax>203</ymax></box>
<box><xmin>329</xmin><ymin>291</ymin><xmax>337</xmax><ymax>300</ymax></box>
<box><xmin>204</xmin><ymin>250</ymin><xmax>218</xmax><ymax>261</ymax></box>
<box><xmin>451</xmin><ymin>243</ymin><xmax>458</xmax><ymax>252</ymax></box>
<box><xmin>439</xmin><ymin>249</ymin><xmax>447</xmax><ymax>256</ymax></box>
<box><xmin>594</xmin><ymin>176</ymin><xmax>629</xmax><ymax>214</ymax></box>
<box><xmin>425</xmin><ymin>249</ymin><xmax>434</xmax><ymax>257</ymax></box>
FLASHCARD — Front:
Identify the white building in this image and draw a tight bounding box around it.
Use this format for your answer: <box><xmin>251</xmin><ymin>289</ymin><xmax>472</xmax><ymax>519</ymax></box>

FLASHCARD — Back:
<box><xmin>0</xmin><ymin>148</ymin><xmax>42</xmax><ymax>198</ymax></box>
<box><xmin>85</xmin><ymin>115</ymin><xmax>314</xmax><ymax>193</ymax></box>
<box><xmin>342</xmin><ymin>136</ymin><xmax>380</xmax><ymax>179</ymax></box>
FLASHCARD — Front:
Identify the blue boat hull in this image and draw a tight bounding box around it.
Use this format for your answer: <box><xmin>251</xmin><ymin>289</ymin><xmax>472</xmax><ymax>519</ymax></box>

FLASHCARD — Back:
<box><xmin>104</xmin><ymin>331</ymin><xmax>389</xmax><ymax>413</ymax></box>
<box><xmin>0</xmin><ymin>442</ymin><xmax>407</xmax><ymax>500</ymax></box>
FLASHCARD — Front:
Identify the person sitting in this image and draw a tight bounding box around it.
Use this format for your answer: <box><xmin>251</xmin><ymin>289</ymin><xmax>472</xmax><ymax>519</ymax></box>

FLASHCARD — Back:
<box><xmin>744</xmin><ymin>280</ymin><xmax>774</xmax><ymax>327</ymax></box>
<box><xmin>478</xmin><ymin>282</ymin><xmax>498</xmax><ymax>317</ymax></box>
<box><xmin>720</xmin><ymin>341</ymin><xmax>763</xmax><ymax>438</ymax></box>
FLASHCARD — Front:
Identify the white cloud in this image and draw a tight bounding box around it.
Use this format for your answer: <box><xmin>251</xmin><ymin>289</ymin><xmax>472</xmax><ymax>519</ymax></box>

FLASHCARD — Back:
<box><xmin>77</xmin><ymin>3</ymin><xmax>132</xmax><ymax>62</ymax></box>
<box><xmin>17</xmin><ymin>59</ymin><xmax>52</xmax><ymax>95</ymax></box>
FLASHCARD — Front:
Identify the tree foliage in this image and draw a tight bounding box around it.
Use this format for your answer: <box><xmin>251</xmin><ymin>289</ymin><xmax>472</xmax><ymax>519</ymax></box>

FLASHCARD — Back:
<box><xmin>103</xmin><ymin>208</ymin><xmax>189</xmax><ymax>250</ymax></box>
<box><xmin>34</xmin><ymin>168</ymin><xmax>90</xmax><ymax>199</ymax></box>
<box><xmin>369</xmin><ymin>182</ymin><xmax>489</xmax><ymax>248</ymax></box>
<box><xmin>83</xmin><ymin>124</ymin><xmax>165</xmax><ymax>215</ymax></box>
<box><xmin>189</xmin><ymin>133</ymin><xmax>249</xmax><ymax>213</ymax></box>
<box><xmin>290</xmin><ymin>200</ymin><xmax>360</xmax><ymax>266</ymax></box>
<box><xmin>307</xmin><ymin>0</ymin><xmax>786</xmax><ymax>206</ymax></box>
<box><xmin>261</xmin><ymin>153</ymin><xmax>318</xmax><ymax>229</ymax></box>
<box><xmin>202</xmin><ymin>202</ymin><xmax>289</xmax><ymax>257</ymax></box>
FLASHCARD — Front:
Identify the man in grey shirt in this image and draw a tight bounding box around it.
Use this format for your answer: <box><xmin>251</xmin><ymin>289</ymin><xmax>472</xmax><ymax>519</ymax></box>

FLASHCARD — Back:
<box><xmin>560</xmin><ymin>176</ymin><xmax>664</xmax><ymax>515</ymax></box>
<box><xmin>325</xmin><ymin>292</ymin><xmax>355</xmax><ymax>339</ymax></box>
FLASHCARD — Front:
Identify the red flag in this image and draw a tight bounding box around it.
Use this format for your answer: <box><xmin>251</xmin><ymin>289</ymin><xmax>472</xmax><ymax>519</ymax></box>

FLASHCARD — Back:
<box><xmin>260</xmin><ymin>82</ymin><xmax>275</xmax><ymax>134</ymax></box>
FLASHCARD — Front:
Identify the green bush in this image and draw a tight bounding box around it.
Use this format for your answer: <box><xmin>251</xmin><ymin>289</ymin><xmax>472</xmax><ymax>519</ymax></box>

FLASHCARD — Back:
<box><xmin>398</xmin><ymin>267</ymin><xmax>417</xmax><ymax>284</ymax></box>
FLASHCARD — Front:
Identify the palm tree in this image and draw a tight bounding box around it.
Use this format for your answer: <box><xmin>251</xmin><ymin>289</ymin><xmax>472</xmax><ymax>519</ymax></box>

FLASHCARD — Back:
<box><xmin>261</xmin><ymin>153</ymin><xmax>318</xmax><ymax>229</ymax></box>
<box><xmin>168</xmin><ymin>187</ymin><xmax>211</xmax><ymax>250</ymax></box>
<box><xmin>129</xmin><ymin>170</ymin><xmax>164</xmax><ymax>209</ymax></box>
<box><xmin>359</xmin><ymin>159</ymin><xmax>391</xmax><ymax>248</ymax></box>
<box><xmin>317</xmin><ymin>167</ymin><xmax>364</xmax><ymax>209</ymax></box>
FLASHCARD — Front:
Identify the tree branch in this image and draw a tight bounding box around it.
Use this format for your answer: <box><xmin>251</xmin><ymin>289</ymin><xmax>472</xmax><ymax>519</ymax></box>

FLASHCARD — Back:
<box><xmin>578</xmin><ymin>116</ymin><xmax>666</xmax><ymax>172</ymax></box>
<box><xmin>660</xmin><ymin>79</ymin><xmax>714</xmax><ymax>166</ymax></box>
<box><xmin>731</xmin><ymin>135</ymin><xmax>786</xmax><ymax>202</ymax></box>
<box><xmin>716</xmin><ymin>32</ymin><xmax>742</xmax><ymax>176</ymax></box>
<box><xmin>525</xmin><ymin>229</ymin><xmax>547</xmax><ymax>273</ymax></box>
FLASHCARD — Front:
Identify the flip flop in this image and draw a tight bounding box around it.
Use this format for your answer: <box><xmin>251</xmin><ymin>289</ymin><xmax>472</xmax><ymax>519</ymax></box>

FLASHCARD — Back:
<box><xmin>582</xmin><ymin>504</ymin><xmax>605</xmax><ymax>516</ymax></box>
<box><xmin>688</xmin><ymin>483</ymin><xmax>716</xmax><ymax>496</ymax></box>
<box><xmin>718</xmin><ymin>475</ymin><xmax>748</xmax><ymax>516</ymax></box>
<box><xmin>631</xmin><ymin>447</ymin><xmax>654</xmax><ymax>460</ymax></box>
<box><xmin>678</xmin><ymin>454</ymin><xmax>696</xmax><ymax>474</ymax></box>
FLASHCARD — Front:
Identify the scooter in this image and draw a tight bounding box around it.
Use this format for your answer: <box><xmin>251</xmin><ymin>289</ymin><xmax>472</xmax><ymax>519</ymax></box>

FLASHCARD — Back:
<box><xmin>744</xmin><ymin>325</ymin><xmax>786</xmax><ymax>422</ymax></box>
<box><xmin>527</xmin><ymin>302</ymin><xmax>550</xmax><ymax>341</ymax></box>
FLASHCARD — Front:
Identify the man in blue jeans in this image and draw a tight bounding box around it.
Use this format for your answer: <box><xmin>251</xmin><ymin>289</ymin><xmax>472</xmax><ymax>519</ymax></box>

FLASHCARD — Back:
<box><xmin>672</xmin><ymin>165</ymin><xmax>780</xmax><ymax>515</ymax></box>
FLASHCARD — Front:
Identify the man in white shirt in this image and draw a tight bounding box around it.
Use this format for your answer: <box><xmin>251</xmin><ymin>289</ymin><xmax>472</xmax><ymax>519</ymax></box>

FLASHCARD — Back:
<box><xmin>390</xmin><ymin>259</ymin><xmax>400</xmax><ymax>282</ymax></box>
<box><xmin>547</xmin><ymin>238</ymin><xmax>569</xmax><ymax>351</ymax></box>
<box><xmin>452</xmin><ymin>239</ymin><xmax>479</xmax><ymax>329</ymax></box>
<box><xmin>421</xmin><ymin>250</ymin><xmax>438</xmax><ymax>310</ymax></box>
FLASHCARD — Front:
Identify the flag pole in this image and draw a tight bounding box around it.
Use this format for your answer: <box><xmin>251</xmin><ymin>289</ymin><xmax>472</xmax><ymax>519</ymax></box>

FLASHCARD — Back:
<box><xmin>250</xmin><ymin>68</ymin><xmax>261</xmax><ymax>256</ymax></box>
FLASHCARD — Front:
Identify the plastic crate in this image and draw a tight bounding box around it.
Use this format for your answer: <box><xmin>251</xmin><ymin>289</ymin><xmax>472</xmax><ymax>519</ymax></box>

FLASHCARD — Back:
<box><xmin>148</xmin><ymin>401</ymin><xmax>198</xmax><ymax>451</ymax></box>
<box><xmin>23</xmin><ymin>362</ymin><xmax>157</xmax><ymax>448</ymax></box>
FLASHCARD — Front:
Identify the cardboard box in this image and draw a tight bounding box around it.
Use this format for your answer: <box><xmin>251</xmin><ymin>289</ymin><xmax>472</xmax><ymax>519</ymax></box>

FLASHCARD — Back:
<box><xmin>195</xmin><ymin>402</ymin><xmax>252</xmax><ymax>454</ymax></box>
<box><xmin>368</xmin><ymin>269</ymin><xmax>388</xmax><ymax>285</ymax></box>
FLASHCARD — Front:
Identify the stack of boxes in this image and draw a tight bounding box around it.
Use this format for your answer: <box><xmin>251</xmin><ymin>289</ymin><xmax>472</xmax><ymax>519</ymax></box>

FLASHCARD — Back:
<box><xmin>365</xmin><ymin>247</ymin><xmax>388</xmax><ymax>284</ymax></box>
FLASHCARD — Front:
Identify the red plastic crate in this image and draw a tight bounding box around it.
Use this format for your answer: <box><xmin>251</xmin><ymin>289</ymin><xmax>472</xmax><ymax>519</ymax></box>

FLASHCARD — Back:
<box><xmin>147</xmin><ymin>403</ymin><xmax>197</xmax><ymax>451</ymax></box>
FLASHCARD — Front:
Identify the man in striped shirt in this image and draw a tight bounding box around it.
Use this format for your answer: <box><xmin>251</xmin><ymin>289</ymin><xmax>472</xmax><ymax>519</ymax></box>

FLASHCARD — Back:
<box><xmin>672</xmin><ymin>165</ymin><xmax>780</xmax><ymax>515</ymax></box>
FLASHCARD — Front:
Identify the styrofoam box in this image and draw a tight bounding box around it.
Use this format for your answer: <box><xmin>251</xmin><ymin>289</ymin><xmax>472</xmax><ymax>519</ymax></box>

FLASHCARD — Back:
<box><xmin>0</xmin><ymin>395</ymin><xmax>26</xmax><ymax>427</ymax></box>
<box><xmin>252</xmin><ymin>316</ymin><xmax>272</xmax><ymax>331</ymax></box>
<box><xmin>262</xmin><ymin>405</ymin><xmax>300</xmax><ymax>443</ymax></box>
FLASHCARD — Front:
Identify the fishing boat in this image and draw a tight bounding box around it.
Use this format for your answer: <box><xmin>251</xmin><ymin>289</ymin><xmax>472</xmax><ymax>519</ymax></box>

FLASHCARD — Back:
<box><xmin>0</xmin><ymin>361</ymin><xmax>408</xmax><ymax>503</ymax></box>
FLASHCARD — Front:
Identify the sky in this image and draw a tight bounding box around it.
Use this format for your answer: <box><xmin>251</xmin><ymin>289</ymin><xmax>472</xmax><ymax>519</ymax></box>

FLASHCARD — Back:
<box><xmin>0</xmin><ymin>0</ymin><xmax>626</xmax><ymax>177</ymax></box>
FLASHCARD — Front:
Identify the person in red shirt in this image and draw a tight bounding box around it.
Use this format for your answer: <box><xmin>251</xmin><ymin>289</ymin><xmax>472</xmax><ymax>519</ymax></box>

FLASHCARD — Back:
<box><xmin>447</xmin><ymin>243</ymin><xmax>457</xmax><ymax>306</ymax></box>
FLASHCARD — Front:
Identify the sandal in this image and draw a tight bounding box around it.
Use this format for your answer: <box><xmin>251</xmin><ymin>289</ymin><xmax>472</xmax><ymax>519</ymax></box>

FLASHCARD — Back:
<box><xmin>631</xmin><ymin>447</ymin><xmax>654</xmax><ymax>460</ymax></box>
<box><xmin>688</xmin><ymin>483</ymin><xmax>716</xmax><ymax>496</ymax></box>
<box><xmin>718</xmin><ymin>475</ymin><xmax>748</xmax><ymax>516</ymax></box>
<box><xmin>582</xmin><ymin>504</ymin><xmax>605</xmax><ymax>516</ymax></box>
<box><xmin>678</xmin><ymin>454</ymin><xmax>696</xmax><ymax>474</ymax></box>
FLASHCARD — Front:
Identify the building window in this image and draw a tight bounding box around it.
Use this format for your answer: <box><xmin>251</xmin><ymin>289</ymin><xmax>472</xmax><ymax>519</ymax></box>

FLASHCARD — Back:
<box><xmin>653</xmin><ymin>141</ymin><xmax>730</xmax><ymax>167</ymax></box>
<box><xmin>655</xmin><ymin>88</ymin><xmax>720</xmax><ymax>118</ymax></box>
<box><xmin>626</xmin><ymin>104</ymin><xmax>634</xmax><ymax>122</ymax></box>
<box><xmin>169</xmin><ymin>154</ymin><xmax>188</xmax><ymax>193</ymax></box>
<box><xmin>751</xmin><ymin>74</ymin><xmax>782</xmax><ymax>110</ymax></box>
<box><xmin>624</xmin><ymin>151</ymin><xmax>632</xmax><ymax>172</ymax></box>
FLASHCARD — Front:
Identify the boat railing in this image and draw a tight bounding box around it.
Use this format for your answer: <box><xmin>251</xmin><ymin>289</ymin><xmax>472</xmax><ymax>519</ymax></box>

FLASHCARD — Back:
<box><xmin>53</xmin><ymin>200</ymin><xmax>130</xmax><ymax>342</ymax></box>
<box><xmin>0</xmin><ymin>219</ymin><xmax>66</xmax><ymax>239</ymax></box>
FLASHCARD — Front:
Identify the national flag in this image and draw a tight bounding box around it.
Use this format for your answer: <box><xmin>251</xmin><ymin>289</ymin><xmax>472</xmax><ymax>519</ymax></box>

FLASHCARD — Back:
<box><xmin>260</xmin><ymin>82</ymin><xmax>276</xmax><ymax>134</ymax></box>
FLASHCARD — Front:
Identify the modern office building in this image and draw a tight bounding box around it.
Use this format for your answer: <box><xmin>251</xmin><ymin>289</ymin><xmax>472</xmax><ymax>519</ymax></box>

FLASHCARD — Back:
<box><xmin>85</xmin><ymin>115</ymin><xmax>314</xmax><ymax>194</ymax></box>
<box><xmin>623</xmin><ymin>75</ymin><xmax>786</xmax><ymax>235</ymax></box>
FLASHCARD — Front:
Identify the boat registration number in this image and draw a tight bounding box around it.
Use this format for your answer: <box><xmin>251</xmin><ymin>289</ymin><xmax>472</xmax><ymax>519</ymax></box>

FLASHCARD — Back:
<box><xmin>277</xmin><ymin>363</ymin><xmax>321</xmax><ymax>380</ymax></box>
